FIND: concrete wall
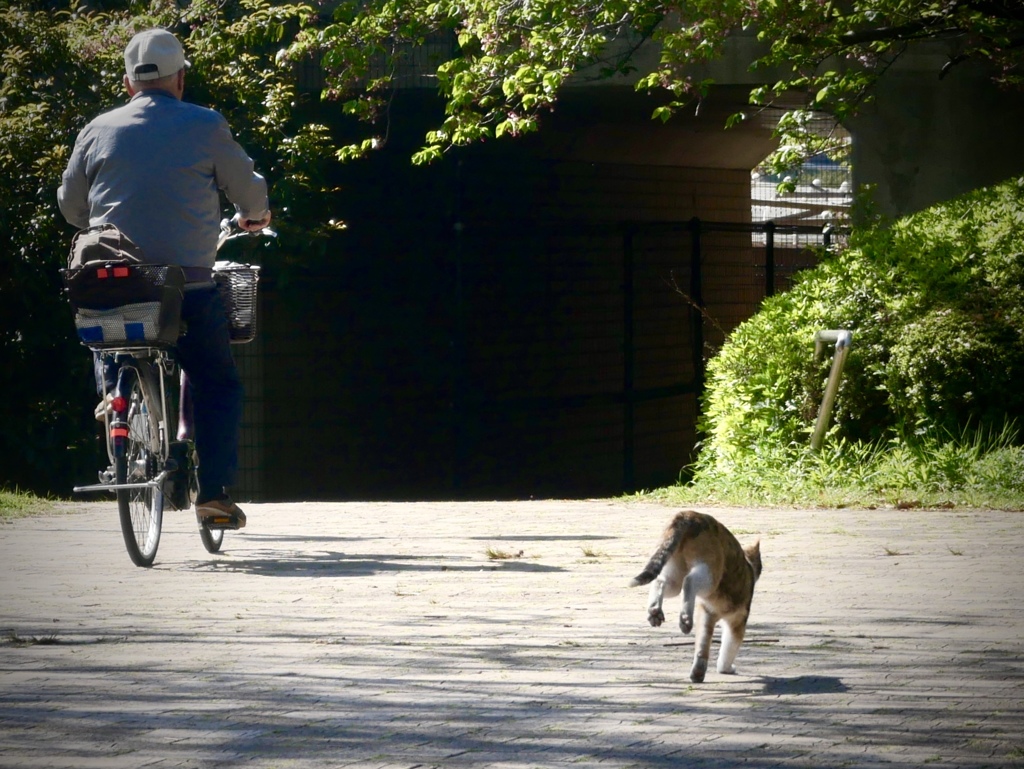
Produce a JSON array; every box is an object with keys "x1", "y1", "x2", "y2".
[{"x1": 848, "y1": 48, "x2": 1024, "y2": 218}]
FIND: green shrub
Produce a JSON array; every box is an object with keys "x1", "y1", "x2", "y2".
[
  {"x1": 693, "y1": 176, "x2": 1024, "y2": 483},
  {"x1": 886, "y1": 308, "x2": 1023, "y2": 436}
]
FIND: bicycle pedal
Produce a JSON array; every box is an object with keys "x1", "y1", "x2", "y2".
[{"x1": 98, "y1": 467, "x2": 116, "y2": 484}]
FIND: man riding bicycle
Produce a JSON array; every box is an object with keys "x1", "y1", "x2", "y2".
[{"x1": 58, "y1": 28, "x2": 271, "y2": 530}]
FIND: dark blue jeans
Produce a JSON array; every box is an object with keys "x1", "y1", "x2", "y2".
[{"x1": 97, "y1": 286, "x2": 243, "y2": 503}]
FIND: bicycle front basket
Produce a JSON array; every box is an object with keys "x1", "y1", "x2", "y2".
[
  {"x1": 63, "y1": 263, "x2": 184, "y2": 348},
  {"x1": 214, "y1": 262, "x2": 261, "y2": 344}
]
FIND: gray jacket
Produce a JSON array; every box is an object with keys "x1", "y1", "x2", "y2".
[{"x1": 58, "y1": 89, "x2": 268, "y2": 269}]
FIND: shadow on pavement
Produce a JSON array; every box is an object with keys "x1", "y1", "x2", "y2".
[
  {"x1": 759, "y1": 674, "x2": 849, "y2": 695},
  {"x1": 185, "y1": 551, "x2": 567, "y2": 577}
]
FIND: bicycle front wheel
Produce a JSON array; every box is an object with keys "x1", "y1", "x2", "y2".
[
  {"x1": 199, "y1": 523, "x2": 225, "y2": 553},
  {"x1": 194, "y1": 451, "x2": 224, "y2": 553},
  {"x1": 116, "y1": 362, "x2": 164, "y2": 567}
]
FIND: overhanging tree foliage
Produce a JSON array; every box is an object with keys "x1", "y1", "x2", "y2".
[{"x1": 285, "y1": 0, "x2": 1024, "y2": 173}]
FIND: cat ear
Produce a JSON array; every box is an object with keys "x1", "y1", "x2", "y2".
[{"x1": 745, "y1": 539, "x2": 763, "y2": 578}]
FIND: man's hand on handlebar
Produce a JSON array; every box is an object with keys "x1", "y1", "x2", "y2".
[
  {"x1": 218, "y1": 213, "x2": 276, "y2": 251},
  {"x1": 237, "y1": 211, "x2": 272, "y2": 232}
]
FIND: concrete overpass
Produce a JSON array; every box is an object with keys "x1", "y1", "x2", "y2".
[{"x1": 561, "y1": 31, "x2": 1024, "y2": 218}]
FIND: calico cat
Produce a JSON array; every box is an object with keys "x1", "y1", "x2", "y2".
[{"x1": 630, "y1": 510, "x2": 762, "y2": 682}]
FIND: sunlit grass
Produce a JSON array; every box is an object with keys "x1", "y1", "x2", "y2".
[
  {"x1": 0, "y1": 488, "x2": 54, "y2": 521},
  {"x1": 638, "y1": 428, "x2": 1024, "y2": 511},
  {"x1": 485, "y1": 546, "x2": 524, "y2": 560}
]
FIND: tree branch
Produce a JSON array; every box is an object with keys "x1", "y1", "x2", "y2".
[{"x1": 792, "y1": 21, "x2": 961, "y2": 47}]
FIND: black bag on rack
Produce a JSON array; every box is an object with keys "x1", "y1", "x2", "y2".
[
  {"x1": 68, "y1": 223, "x2": 146, "y2": 271},
  {"x1": 63, "y1": 224, "x2": 185, "y2": 346}
]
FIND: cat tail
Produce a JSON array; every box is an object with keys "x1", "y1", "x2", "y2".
[{"x1": 629, "y1": 520, "x2": 688, "y2": 587}]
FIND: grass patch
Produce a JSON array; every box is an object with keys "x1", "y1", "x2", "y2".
[
  {"x1": 485, "y1": 546, "x2": 524, "y2": 560},
  {"x1": 636, "y1": 430, "x2": 1024, "y2": 512},
  {"x1": 4, "y1": 631, "x2": 61, "y2": 646},
  {"x1": 0, "y1": 488, "x2": 54, "y2": 521}
]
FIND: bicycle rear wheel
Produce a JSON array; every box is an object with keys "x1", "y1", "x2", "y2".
[{"x1": 116, "y1": 362, "x2": 164, "y2": 567}]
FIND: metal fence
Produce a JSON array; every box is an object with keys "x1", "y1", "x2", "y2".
[{"x1": 231, "y1": 217, "x2": 833, "y2": 501}]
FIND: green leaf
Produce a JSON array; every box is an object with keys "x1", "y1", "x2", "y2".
[
  {"x1": 411, "y1": 145, "x2": 443, "y2": 165},
  {"x1": 725, "y1": 111, "x2": 746, "y2": 128}
]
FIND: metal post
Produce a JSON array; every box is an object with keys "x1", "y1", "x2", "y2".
[
  {"x1": 690, "y1": 218, "x2": 705, "y2": 402},
  {"x1": 451, "y1": 160, "x2": 467, "y2": 492},
  {"x1": 622, "y1": 226, "x2": 635, "y2": 493},
  {"x1": 810, "y1": 329, "x2": 853, "y2": 450}
]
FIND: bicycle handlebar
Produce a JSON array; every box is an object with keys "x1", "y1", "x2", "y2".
[{"x1": 217, "y1": 216, "x2": 276, "y2": 252}]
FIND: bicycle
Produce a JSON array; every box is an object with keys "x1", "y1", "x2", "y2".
[{"x1": 64, "y1": 219, "x2": 268, "y2": 567}]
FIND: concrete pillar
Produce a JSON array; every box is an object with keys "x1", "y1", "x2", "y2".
[{"x1": 847, "y1": 45, "x2": 1024, "y2": 219}]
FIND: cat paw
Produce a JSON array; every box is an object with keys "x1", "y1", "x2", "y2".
[
  {"x1": 679, "y1": 615, "x2": 693, "y2": 634},
  {"x1": 690, "y1": 658, "x2": 707, "y2": 683},
  {"x1": 717, "y1": 664, "x2": 737, "y2": 675},
  {"x1": 647, "y1": 607, "x2": 665, "y2": 627}
]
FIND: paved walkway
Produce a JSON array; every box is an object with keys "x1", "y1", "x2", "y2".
[{"x1": 1, "y1": 500, "x2": 1022, "y2": 768}]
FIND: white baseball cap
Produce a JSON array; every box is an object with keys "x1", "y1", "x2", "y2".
[{"x1": 124, "y1": 29, "x2": 190, "y2": 81}]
